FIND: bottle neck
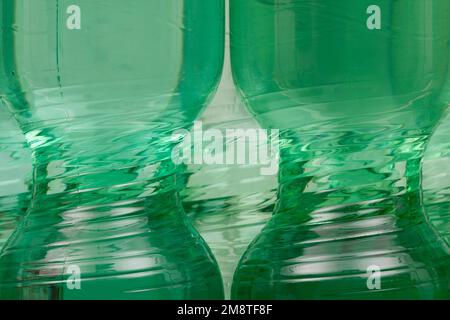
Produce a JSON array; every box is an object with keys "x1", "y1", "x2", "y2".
[
  {"x1": 21, "y1": 125, "x2": 185, "y2": 229},
  {"x1": 274, "y1": 129, "x2": 427, "y2": 224}
]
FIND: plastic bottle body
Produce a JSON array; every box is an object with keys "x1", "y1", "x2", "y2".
[
  {"x1": 230, "y1": 0, "x2": 450, "y2": 299},
  {"x1": 0, "y1": 0, "x2": 225, "y2": 299},
  {"x1": 0, "y1": 103, "x2": 30, "y2": 252}
]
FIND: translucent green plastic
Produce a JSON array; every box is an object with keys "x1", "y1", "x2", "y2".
[
  {"x1": 0, "y1": 0, "x2": 225, "y2": 299},
  {"x1": 0, "y1": 103, "x2": 30, "y2": 252},
  {"x1": 231, "y1": 0, "x2": 450, "y2": 299}
]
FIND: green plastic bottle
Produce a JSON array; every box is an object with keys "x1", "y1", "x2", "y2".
[
  {"x1": 0, "y1": 102, "x2": 31, "y2": 252},
  {"x1": 231, "y1": 0, "x2": 450, "y2": 299},
  {"x1": 0, "y1": 0, "x2": 225, "y2": 299}
]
